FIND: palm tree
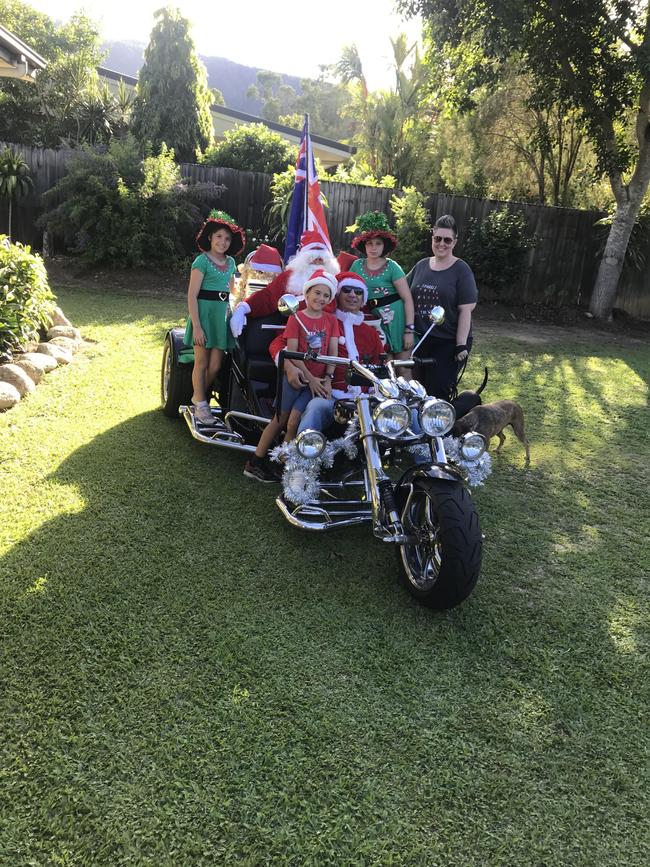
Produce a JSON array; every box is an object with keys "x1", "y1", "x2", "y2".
[{"x1": 0, "y1": 149, "x2": 33, "y2": 241}]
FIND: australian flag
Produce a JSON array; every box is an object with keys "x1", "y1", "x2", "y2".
[{"x1": 284, "y1": 117, "x2": 331, "y2": 263}]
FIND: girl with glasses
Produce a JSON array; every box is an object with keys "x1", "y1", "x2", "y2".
[{"x1": 405, "y1": 214, "x2": 478, "y2": 401}]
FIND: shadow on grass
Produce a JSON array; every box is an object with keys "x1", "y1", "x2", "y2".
[{"x1": 1, "y1": 348, "x2": 648, "y2": 861}]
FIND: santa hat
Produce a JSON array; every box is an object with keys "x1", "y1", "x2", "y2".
[
  {"x1": 299, "y1": 230, "x2": 330, "y2": 254},
  {"x1": 303, "y1": 268, "x2": 338, "y2": 299},
  {"x1": 246, "y1": 243, "x2": 283, "y2": 273},
  {"x1": 336, "y1": 250, "x2": 359, "y2": 271},
  {"x1": 336, "y1": 271, "x2": 368, "y2": 305}
]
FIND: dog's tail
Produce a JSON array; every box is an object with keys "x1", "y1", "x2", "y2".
[{"x1": 476, "y1": 367, "x2": 489, "y2": 395}]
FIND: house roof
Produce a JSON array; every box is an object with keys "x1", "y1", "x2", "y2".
[
  {"x1": 97, "y1": 66, "x2": 355, "y2": 167},
  {"x1": 0, "y1": 25, "x2": 47, "y2": 82}
]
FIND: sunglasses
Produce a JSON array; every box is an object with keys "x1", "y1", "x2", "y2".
[
  {"x1": 433, "y1": 235, "x2": 455, "y2": 245},
  {"x1": 340, "y1": 287, "x2": 365, "y2": 296}
]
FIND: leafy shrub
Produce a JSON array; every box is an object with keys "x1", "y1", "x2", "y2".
[
  {"x1": 328, "y1": 160, "x2": 396, "y2": 188},
  {"x1": 0, "y1": 237, "x2": 56, "y2": 354},
  {"x1": 202, "y1": 124, "x2": 298, "y2": 175},
  {"x1": 462, "y1": 208, "x2": 536, "y2": 299},
  {"x1": 40, "y1": 137, "x2": 225, "y2": 268},
  {"x1": 390, "y1": 186, "x2": 430, "y2": 272},
  {"x1": 265, "y1": 167, "x2": 296, "y2": 243}
]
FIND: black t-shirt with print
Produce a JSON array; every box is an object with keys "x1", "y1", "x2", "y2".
[{"x1": 405, "y1": 258, "x2": 478, "y2": 340}]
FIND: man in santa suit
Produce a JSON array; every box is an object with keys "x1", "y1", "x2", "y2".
[
  {"x1": 292, "y1": 271, "x2": 386, "y2": 433},
  {"x1": 229, "y1": 230, "x2": 339, "y2": 337}
]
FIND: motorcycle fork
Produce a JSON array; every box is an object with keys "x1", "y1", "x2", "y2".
[{"x1": 356, "y1": 397, "x2": 405, "y2": 541}]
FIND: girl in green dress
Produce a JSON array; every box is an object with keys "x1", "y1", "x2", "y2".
[
  {"x1": 349, "y1": 211, "x2": 415, "y2": 364},
  {"x1": 186, "y1": 209, "x2": 245, "y2": 425}
]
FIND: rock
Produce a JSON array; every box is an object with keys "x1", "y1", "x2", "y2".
[
  {"x1": 51, "y1": 306, "x2": 72, "y2": 328},
  {"x1": 20, "y1": 351, "x2": 58, "y2": 372},
  {"x1": 0, "y1": 363, "x2": 36, "y2": 396},
  {"x1": 37, "y1": 343, "x2": 72, "y2": 364},
  {"x1": 14, "y1": 358, "x2": 44, "y2": 384},
  {"x1": 49, "y1": 336, "x2": 80, "y2": 353},
  {"x1": 47, "y1": 325, "x2": 81, "y2": 341},
  {"x1": 0, "y1": 381, "x2": 21, "y2": 409}
]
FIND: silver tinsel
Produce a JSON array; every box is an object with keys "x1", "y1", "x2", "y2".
[
  {"x1": 441, "y1": 436, "x2": 493, "y2": 487},
  {"x1": 271, "y1": 419, "x2": 359, "y2": 505}
]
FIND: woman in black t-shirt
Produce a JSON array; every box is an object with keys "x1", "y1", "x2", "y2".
[{"x1": 405, "y1": 214, "x2": 478, "y2": 400}]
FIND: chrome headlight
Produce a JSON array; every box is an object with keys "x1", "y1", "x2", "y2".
[
  {"x1": 378, "y1": 378, "x2": 401, "y2": 399},
  {"x1": 460, "y1": 432, "x2": 487, "y2": 461},
  {"x1": 372, "y1": 400, "x2": 410, "y2": 437},
  {"x1": 419, "y1": 398, "x2": 456, "y2": 437},
  {"x1": 295, "y1": 429, "x2": 326, "y2": 459}
]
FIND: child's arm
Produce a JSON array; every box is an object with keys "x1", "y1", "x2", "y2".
[
  {"x1": 187, "y1": 268, "x2": 205, "y2": 346},
  {"x1": 322, "y1": 335, "x2": 339, "y2": 396},
  {"x1": 286, "y1": 337, "x2": 330, "y2": 398}
]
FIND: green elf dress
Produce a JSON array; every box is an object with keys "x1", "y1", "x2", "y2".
[
  {"x1": 184, "y1": 253, "x2": 237, "y2": 350},
  {"x1": 350, "y1": 257, "x2": 407, "y2": 353}
]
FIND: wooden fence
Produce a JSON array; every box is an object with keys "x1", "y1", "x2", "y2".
[{"x1": 0, "y1": 141, "x2": 647, "y2": 318}]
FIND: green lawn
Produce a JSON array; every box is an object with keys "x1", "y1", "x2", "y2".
[{"x1": 1, "y1": 286, "x2": 648, "y2": 865}]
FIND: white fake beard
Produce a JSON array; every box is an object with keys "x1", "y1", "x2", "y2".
[{"x1": 286, "y1": 250, "x2": 339, "y2": 296}]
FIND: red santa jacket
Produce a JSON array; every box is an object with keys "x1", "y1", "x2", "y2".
[{"x1": 246, "y1": 270, "x2": 337, "y2": 319}]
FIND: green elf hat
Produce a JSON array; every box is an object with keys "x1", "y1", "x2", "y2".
[
  {"x1": 196, "y1": 209, "x2": 246, "y2": 256},
  {"x1": 348, "y1": 211, "x2": 397, "y2": 255}
]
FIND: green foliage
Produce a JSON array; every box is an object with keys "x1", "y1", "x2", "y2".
[
  {"x1": 389, "y1": 186, "x2": 430, "y2": 271},
  {"x1": 332, "y1": 35, "x2": 430, "y2": 186},
  {"x1": 0, "y1": 1, "x2": 105, "y2": 147},
  {"x1": 265, "y1": 167, "x2": 296, "y2": 243},
  {"x1": 202, "y1": 124, "x2": 297, "y2": 175},
  {"x1": 462, "y1": 208, "x2": 536, "y2": 298},
  {"x1": 328, "y1": 160, "x2": 396, "y2": 188},
  {"x1": 247, "y1": 70, "x2": 297, "y2": 123},
  {"x1": 0, "y1": 236, "x2": 55, "y2": 353},
  {"x1": 131, "y1": 7, "x2": 213, "y2": 163},
  {"x1": 39, "y1": 137, "x2": 223, "y2": 268},
  {"x1": 0, "y1": 148, "x2": 32, "y2": 240}
]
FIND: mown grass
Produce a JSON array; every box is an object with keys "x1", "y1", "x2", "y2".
[{"x1": 1, "y1": 286, "x2": 648, "y2": 865}]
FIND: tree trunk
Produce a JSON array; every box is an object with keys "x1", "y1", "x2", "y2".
[{"x1": 589, "y1": 199, "x2": 639, "y2": 320}]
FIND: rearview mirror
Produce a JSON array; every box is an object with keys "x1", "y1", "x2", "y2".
[
  {"x1": 278, "y1": 294, "x2": 300, "y2": 316},
  {"x1": 429, "y1": 305, "x2": 445, "y2": 326}
]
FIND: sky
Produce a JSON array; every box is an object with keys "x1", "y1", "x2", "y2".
[{"x1": 27, "y1": 0, "x2": 423, "y2": 91}]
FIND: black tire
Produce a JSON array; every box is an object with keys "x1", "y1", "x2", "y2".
[
  {"x1": 397, "y1": 479, "x2": 482, "y2": 609},
  {"x1": 161, "y1": 332, "x2": 193, "y2": 417}
]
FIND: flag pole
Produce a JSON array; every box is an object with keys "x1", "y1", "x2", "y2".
[{"x1": 303, "y1": 113, "x2": 310, "y2": 234}]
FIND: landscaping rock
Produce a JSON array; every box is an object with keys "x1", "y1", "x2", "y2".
[
  {"x1": 49, "y1": 336, "x2": 80, "y2": 353},
  {"x1": 37, "y1": 343, "x2": 72, "y2": 364},
  {"x1": 14, "y1": 357, "x2": 45, "y2": 384},
  {"x1": 0, "y1": 381, "x2": 21, "y2": 409},
  {"x1": 50, "y1": 306, "x2": 73, "y2": 328},
  {"x1": 47, "y1": 325, "x2": 81, "y2": 341},
  {"x1": 20, "y1": 351, "x2": 58, "y2": 372},
  {"x1": 0, "y1": 363, "x2": 36, "y2": 396}
]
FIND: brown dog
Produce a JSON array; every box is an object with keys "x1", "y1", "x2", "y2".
[{"x1": 453, "y1": 399, "x2": 530, "y2": 466}]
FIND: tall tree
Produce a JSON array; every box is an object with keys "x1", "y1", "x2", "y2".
[
  {"x1": 132, "y1": 6, "x2": 213, "y2": 162},
  {"x1": 0, "y1": 148, "x2": 33, "y2": 240},
  {"x1": 332, "y1": 36, "x2": 429, "y2": 184},
  {"x1": 400, "y1": 0, "x2": 650, "y2": 319}
]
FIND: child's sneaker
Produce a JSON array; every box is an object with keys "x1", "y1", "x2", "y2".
[
  {"x1": 192, "y1": 402, "x2": 215, "y2": 426},
  {"x1": 244, "y1": 457, "x2": 279, "y2": 483}
]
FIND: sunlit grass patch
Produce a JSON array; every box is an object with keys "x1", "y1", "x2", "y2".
[{"x1": 0, "y1": 286, "x2": 648, "y2": 865}]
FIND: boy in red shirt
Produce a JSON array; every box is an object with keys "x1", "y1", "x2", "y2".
[{"x1": 244, "y1": 269, "x2": 340, "y2": 482}]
